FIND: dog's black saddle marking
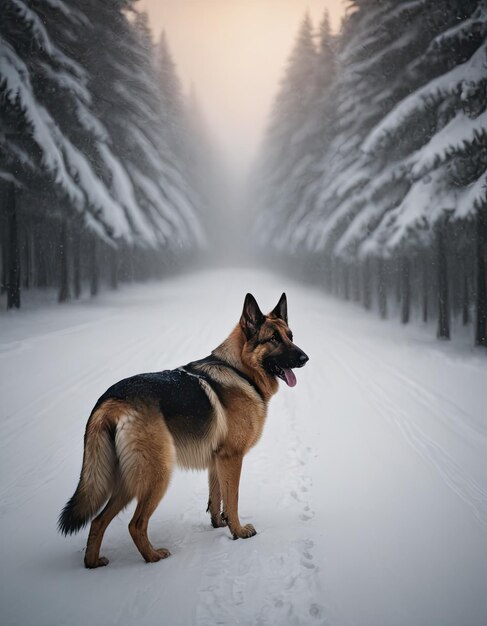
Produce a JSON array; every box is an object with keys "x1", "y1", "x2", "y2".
[
  {"x1": 94, "y1": 370, "x2": 213, "y2": 439},
  {"x1": 181, "y1": 355, "x2": 265, "y2": 402}
]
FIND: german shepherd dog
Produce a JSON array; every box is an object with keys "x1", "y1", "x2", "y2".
[{"x1": 59, "y1": 293, "x2": 308, "y2": 568}]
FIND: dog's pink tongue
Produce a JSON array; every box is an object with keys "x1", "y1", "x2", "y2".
[{"x1": 283, "y1": 368, "x2": 297, "y2": 387}]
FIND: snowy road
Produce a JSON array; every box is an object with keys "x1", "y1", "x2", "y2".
[{"x1": 1, "y1": 269, "x2": 486, "y2": 626}]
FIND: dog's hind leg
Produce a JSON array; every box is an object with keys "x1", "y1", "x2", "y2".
[
  {"x1": 207, "y1": 457, "x2": 227, "y2": 528},
  {"x1": 84, "y1": 482, "x2": 131, "y2": 569},
  {"x1": 128, "y1": 478, "x2": 171, "y2": 563},
  {"x1": 119, "y1": 408, "x2": 175, "y2": 563}
]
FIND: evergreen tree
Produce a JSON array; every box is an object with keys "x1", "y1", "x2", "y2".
[
  {"x1": 282, "y1": 9, "x2": 337, "y2": 250},
  {"x1": 301, "y1": 0, "x2": 430, "y2": 256},
  {"x1": 347, "y1": 0, "x2": 486, "y2": 340},
  {"x1": 251, "y1": 0, "x2": 487, "y2": 347},
  {"x1": 252, "y1": 12, "x2": 318, "y2": 245},
  {"x1": 75, "y1": 1, "x2": 203, "y2": 250},
  {"x1": 0, "y1": 0, "x2": 206, "y2": 309},
  {"x1": 0, "y1": 0, "x2": 134, "y2": 306}
]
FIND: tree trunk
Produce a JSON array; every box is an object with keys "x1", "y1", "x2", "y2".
[
  {"x1": 422, "y1": 255, "x2": 429, "y2": 323},
  {"x1": 395, "y1": 258, "x2": 402, "y2": 305},
  {"x1": 90, "y1": 237, "x2": 99, "y2": 297},
  {"x1": 58, "y1": 219, "x2": 70, "y2": 303},
  {"x1": 362, "y1": 258, "x2": 371, "y2": 310},
  {"x1": 36, "y1": 227, "x2": 48, "y2": 288},
  {"x1": 462, "y1": 272, "x2": 470, "y2": 326},
  {"x1": 401, "y1": 256, "x2": 410, "y2": 324},
  {"x1": 73, "y1": 230, "x2": 81, "y2": 299},
  {"x1": 5, "y1": 183, "x2": 21, "y2": 309},
  {"x1": 351, "y1": 265, "x2": 360, "y2": 302},
  {"x1": 1, "y1": 225, "x2": 7, "y2": 295},
  {"x1": 330, "y1": 259, "x2": 337, "y2": 296},
  {"x1": 437, "y1": 222, "x2": 450, "y2": 340},
  {"x1": 123, "y1": 245, "x2": 135, "y2": 284},
  {"x1": 377, "y1": 258, "x2": 387, "y2": 319},
  {"x1": 110, "y1": 247, "x2": 118, "y2": 290},
  {"x1": 475, "y1": 209, "x2": 487, "y2": 347},
  {"x1": 343, "y1": 263, "x2": 350, "y2": 301},
  {"x1": 23, "y1": 227, "x2": 30, "y2": 289},
  {"x1": 324, "y1": 261, "x2": 333, "y2": 293}
]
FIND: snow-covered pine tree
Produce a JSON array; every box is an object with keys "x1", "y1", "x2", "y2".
[
  {"x1": 152, "y1": 28, "x2": 209, "y2": 246},
  {"x1": 299, "y1": 0, "x2": 432, "y2": 262},
  {"x1": 75, "y1": 2, "x2": 204, "y2": 261},
  {"x1": 257, "y1": 0, "x2": 431, "y2": 305},
  {"x1": 252, "y1": 1, "x2": 486, "y2": 347},
  {"x1": 353, "y1": 0, "x2": 487, "y2": 343},
  {"x1": 254, "y1": 1, "x2": 425, "y2": 302},
  {"x1": 1, "y1": 0, "x2": 206, "y2": 308},
  {"x1": 127, "y1": 10, "x2": 205, "y2": 251},
  {"x1": 0, "y1": 0, "x2": 134, "y2": 307},
  {"x1": 280, "y1": 10, "x2": 337, "y2": 253},
  {"x1": 252, "y1": 13, "x2": 318, "y2": 248}
]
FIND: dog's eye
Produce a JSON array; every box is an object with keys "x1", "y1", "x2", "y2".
[{"x1": 272, "y1": 332, "x2": 281, "y2": 343}]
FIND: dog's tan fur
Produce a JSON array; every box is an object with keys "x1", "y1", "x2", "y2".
[{"x1": 59, "y1": 294, "x2": 307, "y2": 568}]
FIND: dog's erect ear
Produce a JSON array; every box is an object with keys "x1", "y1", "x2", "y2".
[
  {"x1": 270, "y1": 292, "x2": 287, "y2": 323},
  {"x1": 240, "y1": 293, "x2": 265, "y2": 339}
]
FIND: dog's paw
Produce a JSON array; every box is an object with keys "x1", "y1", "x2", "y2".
[
  {"x1": 144, "y1": 547, "x2": 171, "y2": 563},
  {"x1": 156, "y1": 547, "x2": 171, "y2": 559},
  {"x1": 84, "y1": 556, "x2": 109, "y2": 569},
  {"x1": 211, "y1": 513, "x2": 228, "y2": 528},
  {"x1": 232, "y1": 523, "x2": 257, "y2": 540}
]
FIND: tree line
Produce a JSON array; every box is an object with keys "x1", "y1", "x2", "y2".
[
  {"x1": 252, "y1": 0, "x2": 487, "y2": 347},
  {"x1": 0, "y1": 0, "x2": 211, "y2": 309}
]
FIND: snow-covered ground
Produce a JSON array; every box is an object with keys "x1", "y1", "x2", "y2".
[{"x1": 1, "y1": 268, "x2": 486, "y2": 626}]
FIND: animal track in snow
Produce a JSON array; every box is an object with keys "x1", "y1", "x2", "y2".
[
  {"x1": 193, "y1": 397, "x2": 330, "y2": 626},
  {"x1": 283, "y1": 403, "x2": 317, "y2": 526}
]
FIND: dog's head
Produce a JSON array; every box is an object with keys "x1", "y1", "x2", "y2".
[{"x1": 239, "y1": 293, "x2": 308, "y2": 387}]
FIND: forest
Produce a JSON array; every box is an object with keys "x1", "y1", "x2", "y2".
[
  {"x1": 252, "y1": 0, "x2": 487, "y2": 347},
  {"x1": 1, "y1": 0, "x2": 486, "y2": 348},
  {"x1": 1, "y1": 3, "x2": 487, "y2": 625},
  {"x1": 0, "y1": 0, "x2": 212, "y2": 308}
]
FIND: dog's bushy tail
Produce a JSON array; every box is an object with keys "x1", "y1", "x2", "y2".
[{"x1": 58, "y1": 405, "x2": 117, "y2": 536}]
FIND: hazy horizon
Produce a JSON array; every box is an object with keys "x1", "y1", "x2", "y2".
[{"x1": 139, "y1": 0, "x2": 346, "y2": 179}]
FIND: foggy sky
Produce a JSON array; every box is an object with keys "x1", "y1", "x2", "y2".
[{"x1": 139, "y1": 0, "x2": 346, "y2": 178}]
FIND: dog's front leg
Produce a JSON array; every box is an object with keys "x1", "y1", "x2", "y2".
[
  {"x1": 207, "y1": 458, "x2": 227, "y2": 528},
  {"x1": 216, "y1": 454, "x2": 256, "y2": 540}
]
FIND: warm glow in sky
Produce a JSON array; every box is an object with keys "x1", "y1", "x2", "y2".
[{"x1": 139, "y1": 0, "x2": 346, "y2": 177}]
